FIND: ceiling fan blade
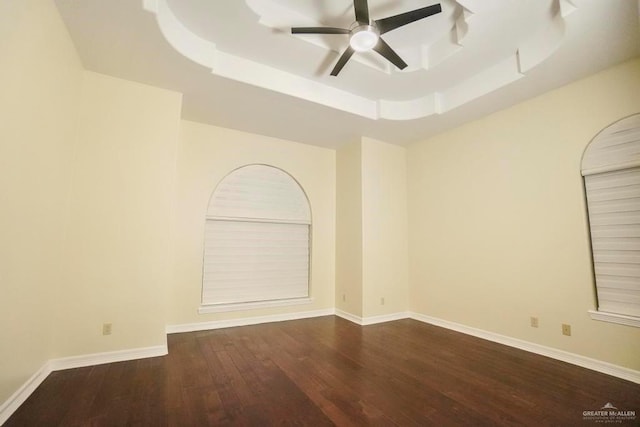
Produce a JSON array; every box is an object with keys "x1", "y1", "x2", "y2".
[
  {"x1": 372, "y1": 38, "x2": 408, "y2": 70},
  {"x1": 375, "y1": 4, "x2": 442, "y2": 34},
  {"x1": 353, "y1": 0, "x2": 370, "y2": 24},
  {"x1": 331, "y1": 46, "x2": 355, "y2": 76},
  {"x1": 292, "y1": 27, "x2": 350, "y2": 34}
]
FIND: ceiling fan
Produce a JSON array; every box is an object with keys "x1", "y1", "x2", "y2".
[{"x1": 292, "y1": 0, "x2": 442, "y2": 76}]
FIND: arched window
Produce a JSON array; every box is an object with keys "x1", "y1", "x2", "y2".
[
  {"x1": 200, "y1": 165, "x2": 311, "y2": 312},
  {"x1": 582, "y1": 114, "x2": 640, "y2": 327}
]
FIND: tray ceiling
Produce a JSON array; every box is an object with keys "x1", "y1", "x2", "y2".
[{"x1": 55, "y1": 0, "x2": 640, "y2": 147}]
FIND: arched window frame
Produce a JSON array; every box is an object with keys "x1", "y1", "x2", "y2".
[
  {"x1": 582, "y1": 114, "x2": 640, "y2": 328},
  {"x1": 198, "y1": 164, "x2": 313, "y2": 314}
]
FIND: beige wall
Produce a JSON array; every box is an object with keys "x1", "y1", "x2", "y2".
[
  {"x1": 361, "y1": 138, "x2": 409, "y2": 317},
  {"x1": 168, "y1": 120, "x2": 336, "y2": 325},
  {"x1": 407, "y1": 58, "x2": 640, "y2": 370},
  {"x1": 0, "y1": 0, "x2": 83, "y2": 403},
  {"x1": 336, "y1": 140, "x2": 364, "y2": 316},
  {"x1": 56, "y1": 72, "x2": 182, "y2": 356},
  {"x1": 335, "y1": 138, "x2": 409, "y2": 319}
]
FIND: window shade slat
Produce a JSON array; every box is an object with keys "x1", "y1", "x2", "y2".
[
  {"x1": 595, "y1": 275, "x2": 639, "y2": 291},
  {"x1": 587, "y1": 198, "x2": 640, "y2": 215},
  {"x1": 584, "y1": 168, "x2": 640, "y2": 190},
  {"x1": 593, "y1": 250, "x2": 640, "y2": 264},
  {"x1": 585, "y1": 185, "x2": 640, "y2": 202},
  {"x1": 590, "y1": 224, "x2": 640, "y2": 238},
  {"x1": 588, "y1": 211, "x2": 640, "y2": 226},
  {"x1": 594, "y1": 264, "x2": 640, "y2": 278},
  {"x1": 597, "y1": 301, "x2": 640, "y2": 317},
  {"x1": 591, "y1": 237, "x2": 640, "y2": 251}
]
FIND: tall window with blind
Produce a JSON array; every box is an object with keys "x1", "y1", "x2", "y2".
[
  {"x1": 201, "y1": 165, "x2": 311, "y2": 311},
  {"x1": 582, "y1": 114, "x2": 640, "y2": 327}
]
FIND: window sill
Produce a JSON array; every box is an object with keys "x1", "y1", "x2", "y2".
[
  {"x1": 588, "y1": 310, "x2": 640, "y2": 328},
  {"x1": 199, "y1": 297, "x2": 313, "y2": 314}
]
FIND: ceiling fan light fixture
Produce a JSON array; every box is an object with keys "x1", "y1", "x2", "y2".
[
  {"x1": 291, "y1": 1, "x2": 442, "y2": 75},
  {"x1": 349, "y1": 25, "x2": 379, "y2": 52}
]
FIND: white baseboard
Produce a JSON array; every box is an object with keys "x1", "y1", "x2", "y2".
[
  {"x1": 335, "y1": 309, "x2": 410, "y2": 326},
  {"x1": 0, "y1": 363, "x2": 51, "y2": 426},
  {"x1": 166, "y1": 308, "x2": 336, "y2": 334},
  {"x1": 410, "y1": 312, "x2": 640, "y2": 384},
  {"x1": 334, "y1": 309, "x2": 363, "y2": 324},
  {"x1": 0, "y1": 344, "x2": 167, "y2": 425},
  {"x1": 48, "y1": 345, "x2": 168, "y2": 371}
]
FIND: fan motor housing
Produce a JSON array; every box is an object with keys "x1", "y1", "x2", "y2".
[{"x1": 349, "y1": 25, "x2": 380, "y2": 51}]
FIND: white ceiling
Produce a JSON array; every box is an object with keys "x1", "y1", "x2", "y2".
[{"x1": 54, "y1": 0, "x2": 640, "y2": 148}]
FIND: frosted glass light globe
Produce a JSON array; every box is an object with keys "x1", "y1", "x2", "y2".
[{"x1": 350, "y1": 25, "x2": 379, "y2": 52}]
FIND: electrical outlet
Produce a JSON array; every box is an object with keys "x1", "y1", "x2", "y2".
[
  {"x1": 562, "y1": 324, "x2": 571, "y2": 336},
  {"x1": 342, "y1": 293, "x2": 346, "y2": 302},
  {"x1": 381, "y1": 297, "x2": 385, "y2": 305},
  {"x1": 102, "y1": 323, "x2": 112, "y2": 336},
  {"x1": 530, "y1": 317, "x2": 539, "y2": 328}
]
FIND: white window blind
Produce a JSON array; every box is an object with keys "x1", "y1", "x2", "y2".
[
  {"x1": 202, "y1": 165, "x2": 311, "y2": 307},
  {"x1": 584, "y1": 168, "x2": 640, "y2": 317},
  {"x1": 582, "y1": 114, "x2": 640, "y2": 321}
]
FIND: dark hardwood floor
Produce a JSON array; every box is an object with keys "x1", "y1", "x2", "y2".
[{"x1": 5, "y1": 316, "x2": 640, "y2": 426}]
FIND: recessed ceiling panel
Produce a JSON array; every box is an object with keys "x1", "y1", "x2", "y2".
[
  {"x1": 54, "y1": 0, "x2": 640, "y2": 148},
  {"x1": 148, "y1": 0, "x2": 578, "y2": 120}
]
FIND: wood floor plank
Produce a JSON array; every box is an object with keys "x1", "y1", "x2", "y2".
[
  {"x1": 58, "y1": 364, "x2": 109, "y2": 426},
  {"x1": 5, "y1": 316, "x2": 639, "y2": 426}
]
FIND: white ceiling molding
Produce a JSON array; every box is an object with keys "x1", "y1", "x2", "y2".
[
  {"x1": 422, "y1": 2, "x2": 472, "y2": 70},
  {"x1": 517, "y1": 0, "x2": 580, "y2": 73},
  {"x1": 559, "y1": 0, "x2": 578, "y2": 18},
  {"x1": 145, "y1": 0, "x2": 585, "y2": 121},
  {"x1": 379, "y1": 94, "x2": 440, "y2": 121},
  {"x1": 142, "y1": 0, "x2": 217, "y2": 69},
  {"x1": 517, "y1": 13, "x2": 566, "y2": 74},
  {"x1": 442, "y1": 55, "x2": 523, "y2": 112},
  {"x1": 454, "y1": 0, "x2": 482, "y2": 44},
  {"x1": 454, "y1": 7, "x2": 474, "y2": 45}
]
